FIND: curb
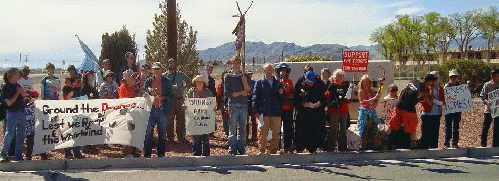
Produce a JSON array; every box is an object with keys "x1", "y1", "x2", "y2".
[{"x1": 1, "y1": 147, "x2": 498, "y2": 172}]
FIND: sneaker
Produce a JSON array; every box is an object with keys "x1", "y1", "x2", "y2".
[
  {"x1": 452, "y1": 144, "x2": 460, "y2": 148},
  {"x1": 444, "y1": 143, "x2": 451, "y2": 148}
]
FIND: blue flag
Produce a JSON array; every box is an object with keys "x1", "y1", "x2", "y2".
[{"x1": 77, "y1": 37, "x2": 100, "y2": 74}]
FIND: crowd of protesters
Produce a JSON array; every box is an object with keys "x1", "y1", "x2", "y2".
[{"x1": 1, "y1": 52, "x2": 499, "y2": 162}]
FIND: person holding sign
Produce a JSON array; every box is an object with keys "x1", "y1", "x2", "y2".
[
  {"x1": 357, "y1": 74, "x2": 383, "y2": 150},
  {"x1": 142, "y1": 62, "x2": 173, "y2": 157},
  {"x1": 325, "y1": 69, "x2": 353, "y2": 152},
  {"x1": 420, "y1": 74, "x2": 445, "y2": 149},
  {"x1": 480, "y1": 69, "x2": 499, "y2": 147},
  {"x1": 443, "y1": 70, "x2": 462, "y2": 148},
  {"x1": 184, "y1": 75, "x2": 214, "y2": 156},
  {"x1": 252, "y1": 63, "x2": 285, "y2": 154}
]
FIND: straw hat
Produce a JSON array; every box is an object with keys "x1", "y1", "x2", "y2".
[
  {"x1": 122, "y1": 69, "x2": 134, "y2": 80},
  {"x1": 449, "y1": 69, "x2": 459, "y2": 77},
  {"x1": 192, "y1": 75, "x2": 208, "y2": 85}
]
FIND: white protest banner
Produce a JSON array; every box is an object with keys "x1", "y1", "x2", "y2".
[
  {"x1": 376, "y1": 99, "x2": 397, "y2": 122},
  {"x1": 33, "y1": 97, "x2": 152, "y2": 155},
  {"x1": 488, "y1": 89, "x2": 499, "y2": 118},
  {"x1": 443, "y1": 84, "x2": 473, "y2": 115},
  {"x1": 185, "y1": 97, "x2": 216, "y2": 135}
]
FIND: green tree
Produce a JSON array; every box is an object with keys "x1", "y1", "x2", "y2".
[
  {"x1": 99, "y1": 25, "x2": 137, "y2": 82},
  {"x1": 435, "y1": 16, "x2": 456, "y2": 62},
  {"x1": 450, "y1": 11, "x2": 479, "y2": 59},
  {"x1": 436, "y1": 59, "x2": 491, "y2": 94},
  {"x1": 422, "y1": 12, "x2": 441, "y2": 63},
  {"x1": 145, "y1": 1, "x2": 200, "y2": 76},
  {"x1": 475, "y1": 6, "x2": 499, "y2": 61}
]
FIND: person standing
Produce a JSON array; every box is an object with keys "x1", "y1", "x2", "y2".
[
  {"x1": 275, "y1": 63, "x2": 294, "y2": 153},
  {"x1": 325, "y1": 69, "x2": 353, "y2": 152},
  {"x1": 420, "y1": 73, "x2": 444, "y2": 149},
  {"x1": 119, "y1": 70, "x2": 137, "y2": 99},
  {"x1": 118, "y1": 52, "x2": 138, "y2": 85},
  {"x1": 80, "y1": 70, "x2": 99, "y2": 99},
  {"x1": 480, "y1": 69, "x2": 499, "y2": 147},
  {"x1": 41, "y1": 63, "x2": 61, "y2": 100},
  {"x1": 204, "y1": 64, "x2": 216, "y2": 95},
  {"x1": 142, "y1": 62, "x2": 173, "y2": 157},
  {"x1": 246, "y1": 70, "x2": 258, "y2": 141},
  {"x1": 185, "y1": 75, "x2": 214, "y2": 156},
  {"x1": 96, "y1": 59, "x2": 113, "y2": 86},
  {"x1": 216, "y1": 71, "x2": 229, "y2": 136},
  {"x1": 357, "y1": 74, "x2": 382, "y2": 150},
  {"x1": 252, "y1": 64, "x2": 285, "y2": 154},
  {"x1": 224, "y1": 55, "x2": 251, "y2": 155},
  {"x1": 1, "y1": 68, "x2": 29, "y2": 161},
  {"x1": 321, "y1": 68, "x2": 331, "y2": 88},
  {"x1": 293, "y1": 66, "x2": 326, "y2": 153},
  {"x1": 164, "y1": 58, "x2": 190, "y2": 144},
  {"x1": 19, "y1": 65, "x2": 37, "y2": 160},
  {"x1": 136, "y1": 64, "x2": 151, "y2": 97},
  {"x1": 61, "y1": 86, "x2": 84, "y2": 159},
  {"x1": 65, "y1": 65, "x2": 81, "y2": 97},
  {"x1": 99, "y1": 70, "x2": 119, "y2": 99},
  {"x1": 444, "y1": 70, "x2": 462, "y2": 148}
]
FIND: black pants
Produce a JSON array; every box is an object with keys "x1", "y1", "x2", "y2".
[
  {"x1": 282, "y1": 110, "x2": 294, "y2": 150},
  {"x1": 420, "y1": 115, "x2": 441, "y2": 149},
  {"x1": 444, "y1": 112, "x2": 462, "y2": 145},
  {"x1": 481, "y1": 113, "x2": 499, "y2": 147}
]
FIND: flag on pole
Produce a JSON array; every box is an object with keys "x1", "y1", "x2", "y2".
[
  {"x1": 232, "y1": 17, "x2": 245, "y2": 51},
  {"x1": 77, "y1": 36, "x2": 100, "y2": 74}
]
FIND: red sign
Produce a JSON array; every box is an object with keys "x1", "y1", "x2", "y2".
[{"x1": 342, "y1": 50, "x2": 369, "y2": 72}]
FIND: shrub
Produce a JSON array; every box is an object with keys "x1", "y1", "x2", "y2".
[{"x1": 436, "y1": 59, "x2": 491, "y2": 94}]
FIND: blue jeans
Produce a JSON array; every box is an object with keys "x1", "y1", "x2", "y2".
[
  {"x1": 357, "y1": 107, "x2": 379, "y2": 137},
  {"x1": 144, "y1": 107, "x2": 168, "y2": 157},
  {"x1": 228, "y1": 104, "x2": 248, "y2": 155},
  {"x1": 1, "y1": 111, "x2": 27, "y2": 160},
  {"x1": 192, "y1": 134, "x2": 210, "y2": 156}
]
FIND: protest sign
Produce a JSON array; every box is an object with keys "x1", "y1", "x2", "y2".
[
  {"x1": 488, "y1": 89, "x2": 499, "y2": 118},
  {"x1": 33, "y1": 97, "x2": 152, "y2": 155},
  {"x1": 376, "y1": 99, "x2": 397, "y2": 122},
  {"x1": 443, "y1": 84, "x2": 473, "y2": 115},
  {"x1": 185, "y1": 97, "x2": 216, "y2": 135},
  {"x1": 342, "y1": 50, "x2": 369, "y2": 72}
]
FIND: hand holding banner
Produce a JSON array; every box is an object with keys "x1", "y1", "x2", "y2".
[{"x1": 443, "y1": 84, "x2": 473, "y2": 115}]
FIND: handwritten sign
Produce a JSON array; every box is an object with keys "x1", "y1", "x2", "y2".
[
  {"x1": 376, "y1": 99, "x2": 397, "y2": 122},
  {"x1": 488, "y1": 89, "x2": 499, "y2": 118},
  {"x1": 443, "y1": 84, "x2": 473, "y2": 115},
  {"x1": 33, "y1": 97, "x2": 152, "y2": 155},
  {"x1": 185, "y1": 97, "x2": 216, "y2": 135},
  {"x1": 342, "y1": 50, "x2": 369, "y2": 72}
]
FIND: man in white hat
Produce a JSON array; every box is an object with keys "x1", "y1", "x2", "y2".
[
  {"x1": 142, "y1": 62, "x2": 173, "y2": 157},
  {"x1": 443, "y1": 69, "x2": 462, "y2": 148}
]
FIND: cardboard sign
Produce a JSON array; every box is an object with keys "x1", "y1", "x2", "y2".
[
  {"x1": 376, "y1": 99, "x2": 397, "y2": 122},
  {"x1": 342, "y1": 50, "x2": 369, "y2": 72},
  {"x1": 488, "y1": 89, "x2": 499, "y2": 118},
  {"x1": 185, "y1": 97, "x2": 216, "y2": 135},
  {"x1": 443, "y1": 84, "x2": 473, "y2": 115},
  {"x1": 33, "y1": 97, "x2": 152, "y2": 154}
]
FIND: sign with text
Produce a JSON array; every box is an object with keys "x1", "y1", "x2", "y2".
[
  {"x1": 488, "y1": 89, "x2": 499, "y2": 118},
  {"x1": 376, "y1": 99, "x2": 397, "y2": 122},
  {"x1": 342, "y1": 50, "x2": 369, "y2": 72},
  {"x1": 185, "y1": 97, "x2": 216, "y2": 135},
  {"x1": 33, "y1": 97, "x2": 152, "y2": 155},
  {"x1": 443, "y1": 84, "x2": 473, "y2": 115}
]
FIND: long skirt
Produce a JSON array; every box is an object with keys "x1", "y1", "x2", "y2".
[{"x1": 295, "y1": 107, "x2": 326, "y2": 152}]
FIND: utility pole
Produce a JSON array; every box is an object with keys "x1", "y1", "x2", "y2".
[
  {"x1": 167, "y1": 0, "x2": 177, "y2": 61},
  {"x1": 25, "y1": 55, "x2": 28, "y2": 65}
]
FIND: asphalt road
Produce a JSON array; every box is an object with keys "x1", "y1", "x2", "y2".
[{"x1": 1, "y1": 156, "x2": 498, "y2": 181}]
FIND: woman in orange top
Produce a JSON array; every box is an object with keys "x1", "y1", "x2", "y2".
[{"x1": 118, "y1": 70, "x2": 136, "y2": 98}]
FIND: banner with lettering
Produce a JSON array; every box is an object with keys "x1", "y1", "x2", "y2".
[
  {"x1": 342, "y1": 50, "x2": 369, "y2": 72},
  {"x1": 488, "y1": 89, "x2": 499, "y2": 118},
  {"x1": 185, "y1": 97, "x2": 216, "y2": 135},
  {"x1": 443, "y1": 84, "x2": 473, "y2": 115},
  {"x1": 376, "y1": 99, "x2": 397, "y2": 122},
  {"x1": 33, "y1": 97, "x2": 152, "y2": 155}
]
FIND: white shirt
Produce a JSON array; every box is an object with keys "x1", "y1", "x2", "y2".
[{"x1": 18, "y1": 77, "x2": 33, "y2": 90}]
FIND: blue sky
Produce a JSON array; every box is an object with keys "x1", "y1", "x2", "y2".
[{"x1": 0, "y1": 0, "x2": 497, "y2": 69}]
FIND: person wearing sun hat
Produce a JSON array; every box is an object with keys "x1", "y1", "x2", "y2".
[
  {"x1": 293, "y1": 66, "x2": 326, "y2": 153},
  {"x1": 142, "y1": 62, "x2": 173, "y2": 157},
  {"x1": 98, "y1": 70, "x2": 119, "y2": 99},
  {"x1": 480, "y1": 69, "x2": 499, "y2": 147},
  {"x1": 443, "y1": 69, "x2": 462, "y2": 148},
  {"x1": 184, "y1": 75, "x2": 214, "y2": 156}
]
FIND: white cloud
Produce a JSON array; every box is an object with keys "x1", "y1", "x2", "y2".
[{"x1": 396, "y1": 6, "x2": 425, "y2": 15}]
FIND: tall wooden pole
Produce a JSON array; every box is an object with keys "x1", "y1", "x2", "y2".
[{"x1": 167, "y1": 0, "x2": 177, "y2": 61}]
